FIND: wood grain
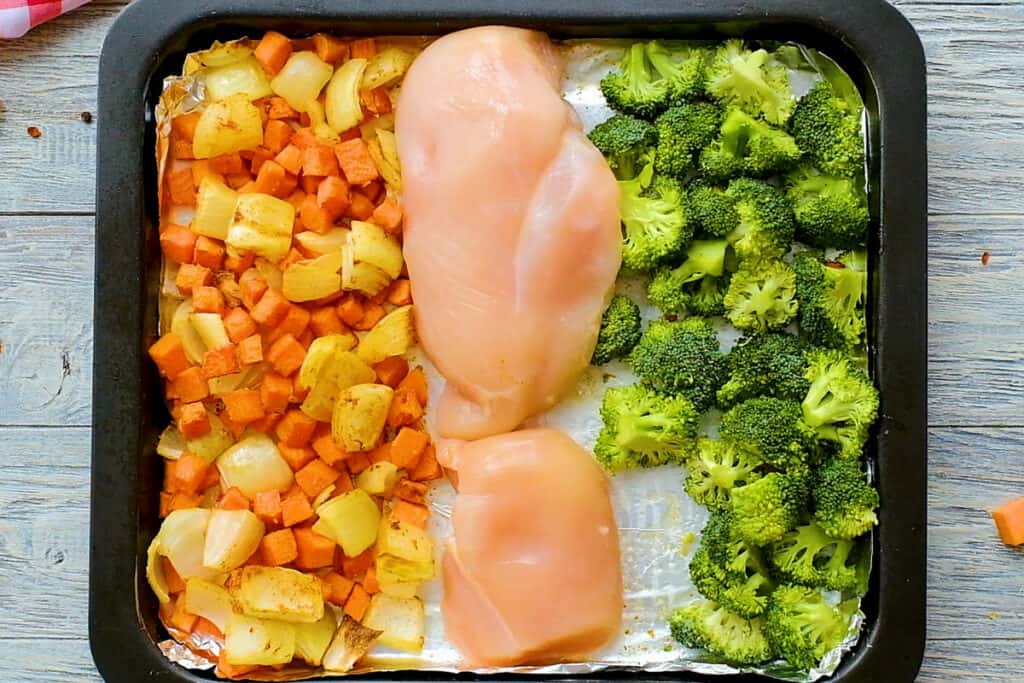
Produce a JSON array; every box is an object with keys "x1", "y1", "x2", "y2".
[
  {"x1": 0, "y1": 1, "x2": 1021, "y2": 681},
  {"x1": 0, "y1": 217, "x2": 94, "y2": 427}
]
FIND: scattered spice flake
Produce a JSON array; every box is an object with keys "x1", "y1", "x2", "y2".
[
  {"x1": 80, "y1": 111, "x2": 93, "y2": 123},
  {"x1": 982, "y1": 251, "x2": 991, "y2": 266},
  {"x1": 987, "y1": 612, "x2": 1001, "y2": 620},
  {"x1": 0, "y1": 98, "x2": 5, "y2": 113},
  {"x1": 27, "y1": 126, "x2": 41, "y2": 138},
  {"x1": 647, "y1": 629, "x2": 655, "y2": 638}
]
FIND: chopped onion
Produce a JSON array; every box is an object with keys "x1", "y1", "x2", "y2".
[
  {"x1": 184, "y1": 577, "x2": 234, "y2": 632},
  {"x1": 204, "y1": 55, "x2": 273, "y2": 102},
  {"x1": 203, "y1": 509, "x2": 265, "y2": 572},
  {"x1": 171, "y1": 299, "x2": 207, "y2": 364},
  {"x1": 192, "y1": 177, "x2": 238, "y2": 241},
  {"x1": 193, "y1": 94, "x2": 264, "y2": 159},
  {"x1": 216, "y1": 434, "x2": 294, "y2": 498},
  {"x1": 224, "y1": 613, "x2": 296, "y2": 666},
  {"x1": 325, "y1": 58, "x2": 367, "y2": 133},
  {"x1": 270, "y1": 51, "x2": 333, "y2": 113},
  {"x1": 295, "y1": 228, "x2": 350, "y2": 255},
  {"x1": 186, "y1": 413, "x2": 235, "y2": 462},
  {"x1": 225, "y1": 193, "x2": 294, "y2": 263},
  {"x1": 145, "y1": 508, "x2": 221, "y2": 601},
  {"x1": 157, "y1": 425, "x2": 186, "y2": 460}
]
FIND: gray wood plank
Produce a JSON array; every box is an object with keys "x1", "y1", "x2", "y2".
[
  {"x1": 0, "y1": 216, "x2": 94, "y2": 427},
  {"x1": 920, "y1": 639, "x2": 1024, "y2": 682},
  {"x1": 929, "y1": 214, "x2": 1024, "y2": 426},
  {"x1": 0, "y1": 1, "x2": 1021, "y2": 215}
]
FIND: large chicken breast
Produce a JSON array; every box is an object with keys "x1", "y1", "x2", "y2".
[
  {"x1": 396, "y1": 27, "x2": 622, "y2": 440},
  {"x1": 438, "y1": 429, "x2": 623, "y2": 666}
]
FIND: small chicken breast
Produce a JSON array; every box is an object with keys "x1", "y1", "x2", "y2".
[
  {"x1": 396, "y1": 27, "x2": 621, "y2": 440},
  {"x1": 439, "y1": 429, "x2": 623, "y2": 666}
]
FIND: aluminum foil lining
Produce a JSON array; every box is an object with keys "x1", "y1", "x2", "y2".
[{"x1": 156, "y1": 37, "x2": 868, "y2": 682}]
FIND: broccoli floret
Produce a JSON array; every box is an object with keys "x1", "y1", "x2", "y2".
[
  {"x1": 594, "y1": 383, "x2": 699, "y2": 472},
  {"x1": 720, "y1": 397, "x2": 817, "y2": 471},
  {"x1": 724, "y1": 178, "x2": 796, "y2": 261},
  {"x1": 718, "y1": 333, "x2": 811, "y2": 409},
  {"x1": 786, "y1": 165, "x2": 869, "y2": 249},
  {"x1": 670, "y1": 600, "x2": 773, "y2": 664},
  {"x1": 600, "y1": 42, "x2": 670, "y2": 119},
  {"x1": 812, "y1": 457, "x2": 879, "y2": 539},
  {"x1": 766, "y1": 522, "x2": 863, "y2": 592},
  {"x1": 631, "y1": 318, "x2": 727, "y2": 411},
  {"x1": 684, "y1": 438, "x2": 763, "y2": 511},
  {"x1": 790, "y1": 80, "x2": 864, "y2": 178},
  {"x1": 723, "y1": 258, "x2": 798, "y2": 334},
  {"x1": 620, "y1": 171, "x2": 692, "y2": 271},
  {"x1": 699, "y1": 510, "x2": 777, "y2": 618},
  {"x1": 764, "y1": 585, "x2": 857, "y2": 670},
  {"x1": 700, "y1": 108, "x2": 802, "y2": 180},
  {"x1": 731, "y1": 471, "x2": 810, "y2": 545},
  {"x1": 591, "y1": 295, "x2": 643, "y2": 365},
  {"x1": 689, "y1": 544, "x2": 728, "y2": 602},
  {"x1": 705, "y1": 40, "x2": 796, "y2": 125},
  {"x1": 702, "y1": 509, "x2": 764, "y2": 576},
  {"x1": 647, "y1": 239, "x2": 730, "y2": 315},
  {"x1": 654, "y1": 103, "x2": 723, "y2": 178},
  {"x1": 801, "y1": 348, "x2": 879, "y2": 460},
  {"x1": 646, "y1": 41, "x2": 707, "y2": 104},
  {"x1": 685, "y1": 274, "x2": 732, "y2": 317},
  {"x1": 794, "y1": 250, "x2": 868, "y2": 351},
  {"x1": 688, "y1": 184, "x2": 739, "y2": 238},
  {"x1": 588, "y1": 115, "x2": 659, "y2": 180}
]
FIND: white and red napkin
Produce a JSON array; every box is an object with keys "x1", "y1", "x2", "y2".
[{"x1": 0, "y1": 0, "x2": 91, "y2": 39}]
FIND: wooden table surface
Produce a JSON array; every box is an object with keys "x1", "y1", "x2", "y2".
[{"x1": 0, "y1": 1, "x2": 1018, "y2": 680}]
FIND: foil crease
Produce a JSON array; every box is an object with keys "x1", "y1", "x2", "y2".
[{"x1": 154, "y1": 37, "x2": 869, "y2": 682}]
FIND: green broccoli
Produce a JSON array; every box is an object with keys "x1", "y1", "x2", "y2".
[
  {"x1": 730, "y1": 471, "x2": 810, "y2": 545},
  {"x1": 786, "y1": 165, "x2": 869, "y2": 249},
  {"x1": 669, "y1": 600, "x2": 773, "y2": 664},
  {"x1": 600, "y1": 42, "x2": 670, "y2": 119},
  {"x1": 699, "y1": 511, "x2": 775, "y2": 618},
  {"x1": 646, "y1": 41, "x2": 707, "y2": 104},
  {"x1": 702, "y1": 509, "x2": 764, "y2": 576},
  {"x1": 717, "y1": 333, "x2": 811, "y2": 409},
  {"x1": 689, "y1": 544, "x2": 729, "y2": 602},
  {"x1": 700, "y1": 108, "x2": 802, "y2": 180},
  {"x1": 688, "y1": 183, "x2": 739, "y2": 238},
  {"x1": 705, "y1": 40, "x2": 796, "y2": 125},
  {"x1": 720, "y1": 397, "x2": 817, "y2": 470},
  {"x1": 654, "y1": 102, "x2": 723, "y2": 178},
  {"x1": 685, "y1": 274, "x2": 732, "y2": 317},
  {"x1": 725, "y1": 178, "x2": 796, "y2": 261},
  {"x1": 591, "y1": 294, "x2": 643, "y2": 365},
  {"x1": 588, "y1": 114, "x2": 659, "y2": 180},
  {"x1": 723, "y1": 258, "x2": 798, "y2": 334},
  {"x1": 812, "y1": 457, "x2": 879, "y2": 539},
  {"x1": 766, "y1": 522, "x2": 864, "y2": 592},
  {"x1": 620, "y1": 171, "x2": 693, "y2": 271},
  {"x1": 691, "y1": 537, "x2": 777, "y2": 619},
  {"x1": 764, "y1": 585, "x2": 857, "y2": 670},
  {"x1": 593, "y1": 383, "x2": 699, "y2": 472},
  {"x1": 793, "y1": 249, "x2": 868, "y2": 351},
  {"x1": 630, "y1": 318, "x2": 727, "y2": 411},
  {"x1": 790, "y1": 80, "x2": 864, "y2": 178},
  {"x1": 802, "y1": 348, "x2": 879, "y2": 460},
  {"x1": 647, "y1": 239, "x2": 730, "y2": 315},
  {"x1": 684, "y1": 438, "x2": 763, "y2": 511}
]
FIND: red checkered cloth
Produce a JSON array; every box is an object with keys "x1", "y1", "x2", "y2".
[{"x1": 0, "y1": 0, "x2": 90, "y2": 39}]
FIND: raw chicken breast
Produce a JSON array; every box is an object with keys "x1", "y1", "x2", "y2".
[
  {"x1": 439, "y1": 429, "x2": 623, "y2": 666},
  {"x1": 396, "y1": 27, "x2": 622, "y2": 440}
]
